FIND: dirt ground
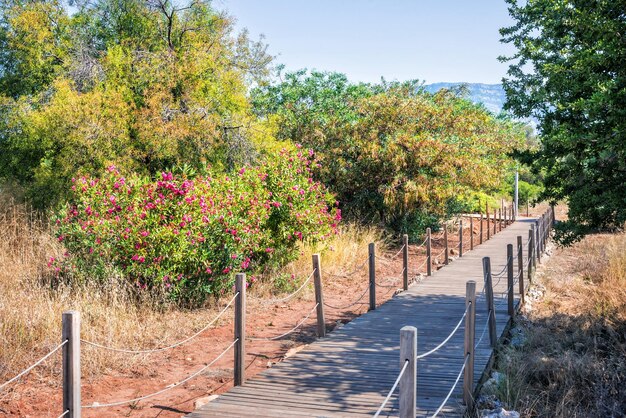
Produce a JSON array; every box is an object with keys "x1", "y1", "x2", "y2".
[{"x1": 0, "y1": 211, "x2": 540, "y2": 417}]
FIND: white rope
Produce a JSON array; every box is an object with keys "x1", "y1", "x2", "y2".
[
  {"x1": 259, "y1": 269, "x2": 316, "y2": 305},
  {"x1": 373, "y1": 359, "x2": 410, "y2": 418},
  {"x1": 382, "y1": 244, "x2": 406, "y2": 262},
  {"x1": 81, "y1": 293, "x2": 238, "y2": 354},
  {"x1": 326, "y1": 256, "x2": 370, "y2": 279},
  {"x1": 416, "y1": 304, "x2": 469, "y2": 360},
  {"x1": 410, "y1": 257, "x2": 429, "y2": 274},
  {"x1": 57, "y1": 410, "x2": 69, "y2": 418},
  {"x1": 324, "y1": 286, "x2": 369, "y2": 310},
  {"x1": 0, "y1": 340, "x2": 67, "y2": 390},
  {"x1": 82, "y1": 339, "x2": 238, "y2": 408},
  {"x1": 248, "y1": 303, "x2": 319, "y2": 341},
  {"x1": 430, "y1": 354, "x2": 469, "y2": 418},
  {"x1": 415, "y1": 235, "x2": 429, "y2": 248},
  {"x1": 474, "y1": 310, "x2": 492, "y2": 349}
]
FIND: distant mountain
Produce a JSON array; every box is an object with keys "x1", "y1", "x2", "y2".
[{"x1": 423, "y1": 83, "x2": 506, "y2": 115}]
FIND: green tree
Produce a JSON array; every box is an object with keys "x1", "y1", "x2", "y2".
[
  {"x1": 253, "y1": 70, "x2": 526, "y2": 232},
  {"x1": 500, "y1": 0, "x2": 626, "y2": 243},
  {"x1": 0, "y1": 0, "x2": 273, "y2": 208}
]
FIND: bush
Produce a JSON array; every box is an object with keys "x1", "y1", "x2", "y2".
[{"x1": 54, "y1": 148, "x2": 339, "y2": 304}]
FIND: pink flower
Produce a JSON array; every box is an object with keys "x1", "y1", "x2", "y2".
[{"x1": 140, "y1": 230, "x2": 149, "y2": 237}]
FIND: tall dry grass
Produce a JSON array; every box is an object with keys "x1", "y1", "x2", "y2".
[
  {"x1": 0, "y1": 195, "x2": 387, "y2": 393},
  {"x1": 490, "y1": 231, "x2": 626, "y2": 417}
]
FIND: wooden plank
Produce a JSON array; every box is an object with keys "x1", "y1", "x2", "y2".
[{"x1": 188, "y1": 218, "x2": 539, "y2": 418}]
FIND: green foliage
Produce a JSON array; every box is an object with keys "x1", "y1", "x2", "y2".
[
  {"x1": 516, "y1": 180, "x2": 542, "y2": 206},
  {"x1": 253, "y1": 71, "x2": 526, "y2": 233},
  {"x1": 0, "y1": 0, "x2": 272, "y2": 208},
  {"x1": 501, "y1": 0, "x2": 626, "y2": 243},
  {"x1": 54, "y1": 149, "x2": 339, "y2": 304}
]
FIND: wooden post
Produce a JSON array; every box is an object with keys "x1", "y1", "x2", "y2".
[
  {"x1": 507, "y1": 244, "x2": 514, "y2": 317},
  {"x1": 536, "y1": 220, "x2": 541, "y2": 263},
  {"x1": 234, "y1": 273, "x2": 246, "y2": 386},
  {"x1": 517, "y1": 236, "x2": 525, "y2": 307},
  {"x1": 504, "y1": 206, "x2": 507, "y2": 227},
  {"x1": 444, "y1": 227, "x2": 449, "y2": 265},
  {"x1": 526, "y1": 200, "x2": 529, "y2": 217},
  {"x1": 480, "y1": 213, "x2": 484, "y2": 244},
  {"x1": 62, "y1": 311, "x2": 81, "y2": 418},
  {"x1": 459, "y1": 218, "x2": 464, "y2": 257},
  {"x1": 399, "y1": 326, "x2": 417, "y2": 418},
  {"x1": 482, "y1": 257, "x2": 497, "y2": 348},
  {"x1": 551, "y1": 204, "x2": 556, "y2": 226},
  {"x1": 527, "y1": 229, "x2": 533, "y2": 284},
  {"x1": 493, "y1": 211, "x2": 497, "y2": 235},
  {"x1": 312, "y1": 255, "x2": 326, "y2": 338},
  {"x1": 463, "y1": 281, "x2": 476, "y2": 409},
  {"x1": 470, "y1": 216, "x2": 474, "y2": 251},
  {"x1": 368, "y1": 243, "x2": 376, "y2": 311},
  {"x1": 531, "y1": 224, "x2": 537, "y2": 269},
  {"x1": 486, "y1": 208, "x2": 490, "y2": 240},
  {"x1": 498, "y1": 209, "x2": 502, "y2": 232},
  {"x1": 402, "y1": 234, "x2": 409, "y2": 291},
  {"x1": 426, "y1": 228, "x2": 432, "y2": 276}
]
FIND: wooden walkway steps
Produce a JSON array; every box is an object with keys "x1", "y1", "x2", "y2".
[{"x1": 188, "y1": 218, "x2": 539, "y2": 418}]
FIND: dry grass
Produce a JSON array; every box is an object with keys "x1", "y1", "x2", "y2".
[
  {"x1": 490, "y1": 230, "x2": 626, "y2": 417},
  {"x1": 0, "y1": 196, "x2": 387, "y2": 393}
]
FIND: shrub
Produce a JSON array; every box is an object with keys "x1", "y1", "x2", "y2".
[{"x1": 54, "y1": 148, "x2": 339, "y2": 304}]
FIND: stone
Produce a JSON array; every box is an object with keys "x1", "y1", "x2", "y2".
[
  {"x1": 194, "y1": 395, "x2": 219, "y2": 409},
  {"x1": 479, "y1": 407, "x2": 520, "y2": 418}
]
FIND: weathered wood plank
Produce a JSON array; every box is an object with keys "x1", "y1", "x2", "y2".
[{"x1": 188, "y1": 219, "x2": 538, "y2": 417}]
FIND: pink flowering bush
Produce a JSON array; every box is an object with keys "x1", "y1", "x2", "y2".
[{"x1": 54, "y1": 148, "x2": 340, "y2": 303}]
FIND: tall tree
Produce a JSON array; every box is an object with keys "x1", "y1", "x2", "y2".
[
  {"x1": 500, "y1": 0, "x2": 626, "y2": 243},
  {"x1": 0, "y1": 0, "x2": 273, "y2": 208}
]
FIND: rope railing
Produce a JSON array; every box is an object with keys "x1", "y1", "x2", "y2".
[
  {"x1": 81, "y1": 293, "x2": 238, "y2": 354},
  {"x1": 416, "y1": 303, "x2": 469, "y2": 360},
  {"x1": 474, "y1": 310, "x2": 492, "y2": 349},
  {"x1": 377, "y1": 244, "x2": 406, "y2": 262},
  {"x1": 430, "y1": 354, "x2": 469, "y2": 418},
  {"x1": 373, "y1": 359, "x2": 410, "y2": 418},
  {"x1": 247, "y1": 303, "x2": 319, "y2": 341},
  {"x1": 82, "y1": 339, "x2": 238, "y2": 409},
  {"x1": 0, "y1": 340, "x2": 67, "y2": 390},
  {"x1": 57, "y1": 410, "x2": 69, "y2": 418},
  {"x1": 258, "y1": 269, "x2": 316, "y2": 306},
  {"x1": 326, "y1": 255, "x2": 370, "y2": 279},
  {"x1": 323, "y1": 286, "x2": 369, "y2": 310}
]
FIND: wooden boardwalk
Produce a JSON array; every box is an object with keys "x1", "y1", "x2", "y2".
[{"x1": 189, "y1": 218, "x2": 537, "y2": 417}]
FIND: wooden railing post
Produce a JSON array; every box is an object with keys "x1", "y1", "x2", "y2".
[
  {"x1": 402, "y1": 234, "x2": 409, "y2": 291},
  {"x1": 504, "y1": 206, "x2": 507, "y2": 227},
  {"x1": 493, "y1": 210, "x2": 497, "y2": 235},
  {"x1": 480, "y1": 212, "x2": 484, "y2": 244},
  {"x1": 551, "y1": 204, "x2": 556, "y2": 226},
  {"x1": 486, "y1": 208, "x2": 490, "y2": 240},
  {"x1": 312, "y1": 255, "x2": 326, "y2": 338},
  {"x1": 459, "y1": 218, "x2": 464, "y2": 257},
  {"x1": 498, "y1": 209, "x2": 502, "y2": 232},
  {"x1": 426, "y1": 228, "x2": 432, "y2": 276},
  {"x1": 536, "y1": 220, "x2": 541, "y2": 263},
  {"x1": 234, "y1": 273, "x2": 246, "y2": 386},
  {"x1": 507, "y1": 244, "x2": 514, "y2": 317},
  {"x1": 463, "y1": 281, "x2": 476, "y2": 409},
  {"x1": 399, "y1": 326, "x2": 417, "y2": 418},
  {"x1": 444, "y1": 227, "x2": 449, "y2": 265},
  {"x1": 482, "y1": 257, "x2": 497, "y2": 348},
  {"x1": 527, "y1": 229, "x2": 533, "y2": 284},
  {"x1": 62, "y1": 311, "x2": 81, "y2": 418},
  {"x1": 531, "y1": 223, "x2": 537, "y2": 269},
  {"x1": 368, "y1": 243, "x2": 376, "y2": 311},
  {"x1": 517, "y1": 236, "x2": 525, "y2": 307},
  {"x1": 470, "y1": 216, "x2": 474, "y2": 251}
]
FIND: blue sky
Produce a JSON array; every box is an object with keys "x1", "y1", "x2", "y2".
[{"x1": 216, "y1": 0, "x2": 516, "y2": 85}]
